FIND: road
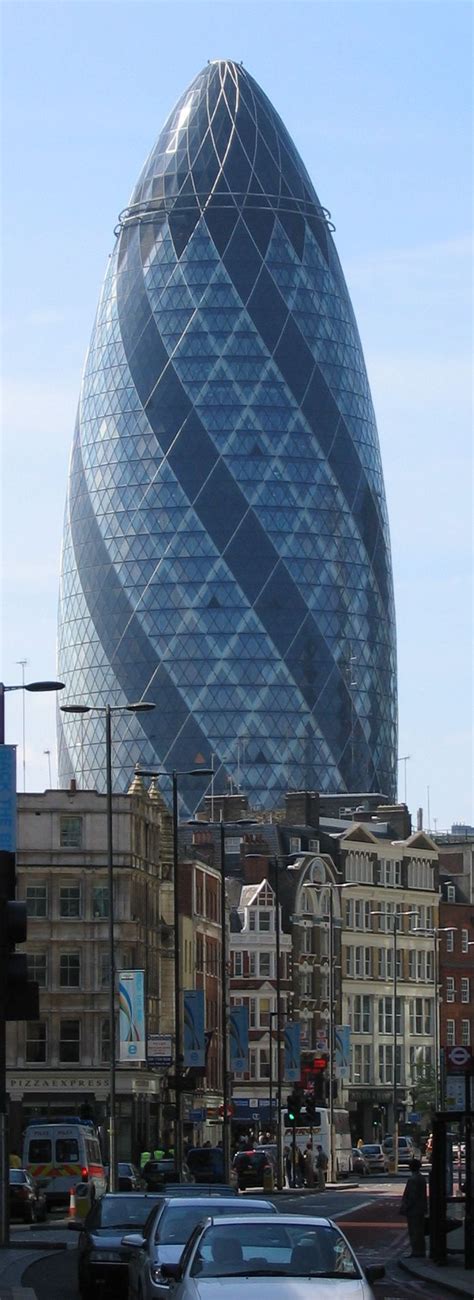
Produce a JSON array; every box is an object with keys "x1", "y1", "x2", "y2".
[{"x1": 19, "y1": 1178, "x2": 452, "y2": 1299}]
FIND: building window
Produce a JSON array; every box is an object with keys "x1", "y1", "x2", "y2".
[
  {"x1": 99, "y1": 953, "x2": 110, "y2": 988},
  {"x1": 289, "y1": 836, "x2": 301, "y2": 852},
  {"x1": 446, "y1": 885, "x2": 456, "y2": 902},
  {"x1": 259, "y1": 952, "x2": 271, "y2": 978},
  {"x1": 233, "y1": 952, "x2": 242, "y2": 977},
  {"x1": 100, "y1": 1018, "x2": 110, "y2": 1063},
  {"x1": 461, "y1": 1020, "x2": 470, "y2": 1046},
  {"x1": 378, "y1": 997, "x2": 392, "y2": 1034},
  {"x1": 195, "y1": 876, "x2": 204, "y2": 915},
  {"x1": 26, "y1": 886, "x2": 47, "y2": 918},
  {"x1": 260, "y1": 1048, "x2": 270, "y2": 1078},
  {"x1": 259, "y1": 997, "x2": 273, "y2": 1027},
  {"x1": 60, "y1": 886, "x2": 81, "y2": 919},
  {"x1": 446, "y1": 1019, "x2": 455, "y2": 1047},
  {"x1": 446, "y1": 930, "x2": 454, "y2": 953},
  {"x1": 353, "y1": 995, "x2": 372, "y2": 1033},
  {"x1": 249, "y1": 1048, "x2": 257, "y2": 1079},
  {"x1": 59, "y1": 1019, "x2": 80, "y2": 1062},
  {"x1": 59, "y1": 815, "x2": 83, "y2": 848},
  {"x1": 92, "y1": 886, "x2": 109, "y2": 918},
  {"x1": 446, "y1": 977, "x2": 455, "y2": 1003},
  {"x1": 26, "y1": 953, "x2": 47, "y2": 987},
  {"x1": 462, "y1": 930, "x2": 469, "y2": 954},
  {"x1": 258, "y1": 910, "x2": 271, "y2": 932},
  {"x1": 426, "y1": 952, "x2": 434, "y2": 981},
  {"x1": 60, "y1": 953, "x2": 81, "y2": 987},
  {"x1": 248, "y1": 909, "x2": 256, "y2": 931},
  {"x1": 248, "y1": 952, "x2": 256, "y2": 976},
  {"x1": 26, "y1": 1021, "x2": 47, "y2": 1063},
  {"x1": 408, "y1": 951, "x2": 416, "y2": 980},
  {"x1": 461, "y1": 978, "x2": 470, "y2": 1003}
]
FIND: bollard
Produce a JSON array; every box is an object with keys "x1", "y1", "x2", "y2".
[{"x1": 263, "y1": 1165, "x2": 274, "y2": 1192}]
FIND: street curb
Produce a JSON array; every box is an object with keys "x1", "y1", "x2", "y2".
[{"x1": 399, "y1": 1257, "x2": 474, "y2": 1298}]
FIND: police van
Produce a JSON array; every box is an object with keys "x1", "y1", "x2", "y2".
[{"x1": 22, "y1": 1122, "x2": 106, "y2": 1206}]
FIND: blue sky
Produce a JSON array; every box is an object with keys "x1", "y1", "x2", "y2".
[{"x1": 1, "y1": 0, "x2": 472, "y2": 829}]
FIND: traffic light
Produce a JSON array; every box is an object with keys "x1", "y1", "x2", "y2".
[
  {"x1": 0, "y1": 850, "x2": 39, "y2": 1021},
  {"x1": 305, "y1": 1090, "x2": 317, "y2": 1122},
  {"x1": 284, "y1": 1090, "x2": 302, "y2": 1126}
]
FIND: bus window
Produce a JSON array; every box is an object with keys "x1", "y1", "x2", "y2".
[
  {"x1": 56, "y1": 1138, "x2": 79, "y2": 1162},
  {"x1": 28, "y1": 1139, "x2": 51, "y2": 1162}
]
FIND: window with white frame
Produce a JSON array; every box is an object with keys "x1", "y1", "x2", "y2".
[
  {"x1": 259, "y1": 952, "x2": 271, "y2": 978},
  {"x1": 249, "y1": 952, "x2": 256, "y2": 976},
  {"x1": 59, "y1": 953, "x2": 80, "y2": 988},
  {"x1": 259, "y1": 1047, "x2": 270, "y2": 1078},
  {"x1": 378, "y1": 997, "x2": 393, "y2": 1033},
  {"x1": 426, "y1": 951, "x2": 434, "y2": 981},
  {"x1": 427, "y1": 906, "x2": 434, "y2": 928},
  {"x1": 346, "y1": 947, "x2": 354, "y2": 977},
  {"x1": 259, "y1": 997, "x2": 273, "y2": 1027},
  {"x1": 26, "y1": 885, "x2": 48, "y2": 918},
  {"x1": 233, "y1": 952, "x2": 243, "y2": 977},
  {"x1": 378, "y1": 1044, "x2": 393, "y2": 1083},
  {"x1": 59, "y1": 815, "x2": 83, "y2": 848},
  {"x1": 446, "y1": 977, "x2": 455, "y2": 1003},
  {"x1": 100, "y1": 1018, "x2": 110, "y2": 1064},
  {"x1": 417, "y1": 951, "x2": 424, "y2": 980},
  {"x1": 462, "y1": 930, "x2": 469, "y2": 953},
  {"x1": 100, "y1": 953, "x2": 110, "y2": 988},
  {"x1": 409, "y1": 950, "x2": 416, "y2": 980},
  {"x1": 354, "y1": 899, "x2": 364, "y2": 929},
  {"x1": 27, "y1": 953, "x2": 47, "y2": 988},
  {"x1": 461, "y1": 1020, "x2": 470, "y2": 1046},
  {"x1": 446, "y1": 885, "x2": 456, "y2": 902},
  {"x1": 461, "y1": 978, "x2": 470, "y2": 1004},
  {"x1": 26, "y1": 1021, "x2": 47, "y2": 1063},
  {"x1": 355, "y1": 946, "x2": 363, "y2": 977},
  {"x1": 446, "y1": 1019, "x2": 455, "y2": 1047},
  {"x1": 344, "y1": 898, "x2": 353, "y2": 928},
  {"x1": 258, "y1": 910, "x2": 271, "y2": 932},
  {"x1": 364, "y1": 948, "x2": 372, "y2": 977},
  {"x1": 289, "y1": 836, "x2": 301, "y2": 853},
  {"x1": 353, "y1": 995, "x2": 371, "y2": 1033},
  {"x1": 60, "y1": 886, "x2": 81, "y2": 919},
  {"x1": 446, "y1": 929, "x2": 454, "y2": 953}
]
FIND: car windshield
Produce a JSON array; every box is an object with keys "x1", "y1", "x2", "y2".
[
  {"x1": 156, "y1": 1201, "x2": 272, "y2": 1245},
  {"x1": 234, "y1": 1152, "x2": 266, "y2": 1168},
  {"x1": 96, "y1": 1196, "x2": 160, "y2": 1228},
  {"x1": 190, "y1": 1222, "x2": 360, "y2": 1279}
]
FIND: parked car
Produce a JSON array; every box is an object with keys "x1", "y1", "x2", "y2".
[
  {"x1": 142, "y1": 1158, "x2": 194, "y2": 1190},
  {"x1": 9, "y1": 1168, "x2": 47, "y2": 1223},
  {"x1": 352, "y1": 1148, "x2": 370, "y2": 1177},
  {"x1": 382, "y1": 1135, "x2": 419, "y2": 1165},
  {"x1": 124, "y1": 1194, "x2": 277, "y2": 1300},
  {"x1": 232, "y1": 1148, "x2": 276, "y2": 1190},
  {"x1": 186, "y1": 1146, "x2": 237, "y2": 1188},
  {"x1": 360, "y1": 1143, "x2": 389, "y2": 1174},
  {"x1": 105, "y1": 1162, "x2": 146, "y2": 1192},
  {"x1": 158, "y1": 1213, "x2": 385, "y2": 1298},
  {"x1": 71, "y1": 1191, "x2": 164, "y2": 1298}
]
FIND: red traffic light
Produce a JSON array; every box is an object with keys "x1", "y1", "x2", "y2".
[{"x1": 312, "y1": 1055, "x2": 328, "y2": 1072}]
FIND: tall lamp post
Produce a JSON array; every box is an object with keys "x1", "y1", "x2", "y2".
[
  {"x1": 61, "y1": 701, "x2": 155, "y2": 1192},
  {"x1": 370, "y1": 908, "x2": 420, "y2": 1173},
  {"x1": 133, "y1": 766, "x2": 213, "y2": 1182},
  {"x1": 1, "y1": 676, "x2": 64, "y2": 1249},
  {"x1": 412, "y1": 926, "x2": 457, "y2": 1111},
  {"x1": 303, "y1": 881, "x2": 349, "y2": 1183}
]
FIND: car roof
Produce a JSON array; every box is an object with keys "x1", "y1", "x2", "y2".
[
  {"x1": 204, "y1": 1214, "x2": 334, "y2": 1227},
  {"x1": 101, "y1": 1191, "x2": 162, "y2": 1200},
  {"x1": 161, "y1": 1196, "x2": 273, "y2": 1208}
]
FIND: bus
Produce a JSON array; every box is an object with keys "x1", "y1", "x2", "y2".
[{"x1": 282, "y1": 1106, "x2": 352, "y2": 1178}]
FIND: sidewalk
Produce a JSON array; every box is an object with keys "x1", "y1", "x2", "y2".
[{"x1": 399, "y1": 1225, "x2": 474, "y2": 1299}]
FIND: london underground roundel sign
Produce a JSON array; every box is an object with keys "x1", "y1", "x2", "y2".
[{"x1": 446, "y1": 1046, "x2": 473, "y2": 1069}]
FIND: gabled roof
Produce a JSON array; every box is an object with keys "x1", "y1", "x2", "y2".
[
  {"x1": 337, "y1": 823, "x2": 380, "y2": 846},
  {"x1": 403, "y1": 830, "x2": 438, "y2": 852},
  {"x1": 238, "y1": 879, "x2": 273, "y2": 909}
]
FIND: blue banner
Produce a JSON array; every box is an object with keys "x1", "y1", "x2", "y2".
[
  {"x1": 335, "y1": 1024, "x2": 351, "y2": 1080},
  {"x1": 119, "y1": 970, "x2": 146, "y2": 1062},
  {"x1": 183, "y1": 989, "x2": 205, "y2": 1068},
  {"x1": 229, "y1": 1005, "x2": 249, "y2": 1073},
  {"x1": 0, "y1": 745, "x2": 16, "y2": 851},
  {"x1": 284, "y1": 1021, "x2": 301, "y2": 1082}
]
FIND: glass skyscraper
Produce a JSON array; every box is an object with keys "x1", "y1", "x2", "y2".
[{"x1": 58, "y1": 60, "x2": 397, "y2": 813}]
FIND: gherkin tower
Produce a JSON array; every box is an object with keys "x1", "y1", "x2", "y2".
[{"x1": 58, "y1": 60, "x2": 397, "y2": 813}]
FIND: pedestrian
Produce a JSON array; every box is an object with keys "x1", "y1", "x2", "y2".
[
  {"x1": 284, "y1": 1146, "x2": 291, "y2": 1187},
  {"x1": 140, "y1": 1149, "x2": 151, "y2": 1169},
  {"x1": 357, "y1": 1138, "x2": 364, "y2": 1149},
  {"x1": 399, "y1": 1158, "x2": 427, "y2": 1258},
  {"x1": 316, "y1": 1144, "x2": 328, "y2": 1190},
  {"x1": 303, "y1": 1143, "x2": 314, "y2": 1187},
  {"x1": 296, "y1": 1146, "x2": 305, "y2": 1187}
]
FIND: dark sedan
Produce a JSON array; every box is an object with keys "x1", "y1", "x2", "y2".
[
  {"x1": 72, "y1": 1191, "x2": 164, "y2": 1298},
  {"x1": 9, "y1": 1168, "x2": 47, "y2": 1223},
  {"x1": 105, "y1": 1162, "x2": 146, "y2": 1192},
  {"x1": 142, "y1": 1158, "x2": 194, "y2": 1190}
]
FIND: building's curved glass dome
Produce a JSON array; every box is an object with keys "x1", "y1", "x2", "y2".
[{"x1": 58, "y1": 59, "x2": 397, "y2": 813}]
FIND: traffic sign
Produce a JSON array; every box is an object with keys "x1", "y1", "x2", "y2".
[{"x1": 445, "y1": 1046, "x2": 474, "y2": 1072}]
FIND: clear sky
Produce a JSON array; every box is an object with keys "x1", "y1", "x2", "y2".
[{"x1": 1, "y1": 0, "x2": 472, "y2": 831}]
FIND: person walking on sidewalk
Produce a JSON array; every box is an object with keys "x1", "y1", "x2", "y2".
[
  {"x1": 400, "y1": 1158, "x2": 427, "y2": 1257},
  {"x1": 316, "y1": 1144, "x2": 328, "y2": 1190}
]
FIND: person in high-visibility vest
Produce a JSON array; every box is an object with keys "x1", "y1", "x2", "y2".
[
  {"x1": 140, "y1": 1150, "x2": 152, "y2": 1169},
  {"x1": 153, "y1": 1147, "x2": 165, "y2": 1160}
]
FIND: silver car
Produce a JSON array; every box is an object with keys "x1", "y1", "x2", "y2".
[
  {"x1": 125, "y1": 1195, "x2": 277, "y2": 1299},
  {"x1": 159, "y1": 1214, "x2": 385, "y2": 1298}
]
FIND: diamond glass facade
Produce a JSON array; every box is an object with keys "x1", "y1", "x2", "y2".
[{"x1": 58, "y1": 60, "x2": 397, "y2": 813}]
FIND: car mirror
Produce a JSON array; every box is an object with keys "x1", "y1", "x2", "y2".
[
  {"x1": 121, "y1": 1232, "x2": 146, "y2": 1248},
  {"x1": 364, "y1": 1264, "x2": 385, "y2": 1283},
  {"x1": 161, "y1": 1262, "x2": 182, "y2": 1280}
]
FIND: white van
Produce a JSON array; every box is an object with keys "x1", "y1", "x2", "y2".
[{"x1": 22, "y1": 1122, "x2": 106, "y2": 1206}]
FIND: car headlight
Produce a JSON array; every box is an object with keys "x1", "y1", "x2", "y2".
[{"x1": 89, "y1": 1250, "x2": 123, "y2": 1262}]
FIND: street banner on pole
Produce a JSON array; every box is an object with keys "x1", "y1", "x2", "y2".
[
  {"x1": 229, "y1": 1005, "x2": 249, "y2": 1073},
  {"x1": 284, "y1": 1021, "x2": 301, "y2": 1082},
  {"x1": 335, "y1": 1025, "x2": 351, "y2": 1080},
  {"x1": 183, "y1": 989, "x2": 205, "y2": 1068},
  {"x1": 119, "y1": 970, "x2": 146, "y2": 1061},
  {"x1": 0, "y1": 746, "x2": 16, "y2": 852}
]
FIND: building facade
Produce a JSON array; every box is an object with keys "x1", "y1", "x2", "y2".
[{"x1": 58, "y1": 58, "x2": 397, "y2": 815}]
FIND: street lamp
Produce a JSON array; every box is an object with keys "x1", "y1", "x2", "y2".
[
  {"x1": 61, "y1": 700, "x2": 155, "y2": 1192},
  {"x1": 303, "y1": 881, "x2": 350, "y2": 1183},
  {"x1": 412, "y1": 926, "x2": 458, "y2": 1110},
  {"x1": 133, "y1": 766, "x2": 213, "y2": 1182},
  {"x1": 370, "y1": 908, "x2": 420, "y2": 1173},
  {"x1": 1, "y1": 676, "x2": 64, "y2": 1249}
]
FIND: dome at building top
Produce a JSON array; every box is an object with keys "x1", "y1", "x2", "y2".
[{"x1": 127, "y1": 60, "x2": 326, "y2": 229}]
